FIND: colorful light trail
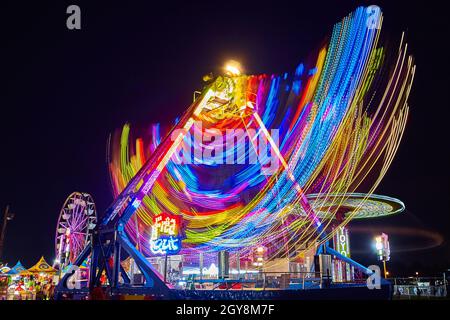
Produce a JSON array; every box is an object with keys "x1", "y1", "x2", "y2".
[{"x1": 107, "y1": 6, "x2": 415, "y2": 263}]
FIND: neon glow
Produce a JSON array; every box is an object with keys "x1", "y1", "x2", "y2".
[
  {"x1": 105, "y1": 6, "x2": 415, "y2": 267},
  {"x1": 333, "y1": 227, "x2": 350, "y2": 258},
  {"x1": 150, "y1": 213, "x2": 182, "y2": 255}
]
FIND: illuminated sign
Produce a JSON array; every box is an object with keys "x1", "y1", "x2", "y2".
[
  {"x1": 150, "y1": 213, "x2": 182, "y2": 255},
  {"x1": 375, "y1": 233, "x2": 390, "y2": 261},
  {"x1": 333, "y1": 226, "x2": 350, "y2": 258}
]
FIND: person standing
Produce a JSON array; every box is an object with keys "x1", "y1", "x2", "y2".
[{"x1": 48, "y1": 283, "x2": 55, "y2": 300}]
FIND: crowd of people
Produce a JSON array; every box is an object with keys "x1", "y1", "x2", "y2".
[
  {"x1": 33, "y1": 281, "x2": 56, "y2": 300},
  {"x1": 0, "y1": 274, "x2": 57, "y2": 300}
]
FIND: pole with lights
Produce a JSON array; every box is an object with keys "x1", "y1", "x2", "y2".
[
  {"x1": 0, "y1": 206, "x2": 15, "y2": 263},
  {"x1": 375, "y1": 233, "x2": 390, "y2": 278}
]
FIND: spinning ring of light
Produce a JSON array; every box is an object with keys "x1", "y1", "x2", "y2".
[{"x1": 305, "y1": 193, "x2": 405, "y2": 220}]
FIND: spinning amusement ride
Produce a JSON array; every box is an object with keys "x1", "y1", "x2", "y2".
[
  {"x1": 56, "y1": 6, "x2": 415, "y2": 298},
  {"x1": 54, "y1": 192, "x2": 97, "y2": 271}
]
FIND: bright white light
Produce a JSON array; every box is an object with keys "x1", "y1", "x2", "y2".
[
  {"x1": 224, "y1": 60, "x2": 242, "y2": 76},
  {"x1": 182, "y1": 263, "x2": 219, "y2": 276},
  {"x1": 230, "y1": 269, "x2": 259, "y2": 274},
  {"x1": 375, "y1": 237, "x2": 383, "y2": 250}
]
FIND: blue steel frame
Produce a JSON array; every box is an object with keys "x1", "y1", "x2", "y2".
[{"x1": 55, "y1": 84, "x2": 375, "y2": 298}]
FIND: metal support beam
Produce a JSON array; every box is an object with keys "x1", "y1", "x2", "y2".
[
  {"x1": 89, "y1": 243, "x2": 100, "y2": 290},
  {"x1": 117, "y1": 224, "x2": 170, "y2": 294},
  {"x1": 326, "y1": 246, "x2": 373, "y2": 275},
  {"x1": 120, "y1": 265, "x2": 130, "y2": 284},
  {"x1": 112, "y1": 234, "x2": 121, "y2": 287}
]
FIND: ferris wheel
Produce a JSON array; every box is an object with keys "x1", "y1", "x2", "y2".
[{"x1": 54, "y1": 192, "x2": 97, "y2": 270}]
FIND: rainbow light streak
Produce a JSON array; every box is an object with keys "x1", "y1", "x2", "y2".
[{"x1": 107, "y1": 6, "x2": 415, "y2": 261}]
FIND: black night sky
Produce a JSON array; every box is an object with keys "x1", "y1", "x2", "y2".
[{"x1": 1, "y1": 0, "x2": 449, "y2": 276}]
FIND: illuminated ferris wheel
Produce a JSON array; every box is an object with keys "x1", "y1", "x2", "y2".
[{"x1": 54, "y1": 192, "x2": 97, "y2": 270}]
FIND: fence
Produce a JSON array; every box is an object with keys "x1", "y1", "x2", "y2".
[
  {"x1": 170, "y1": 271, "x2": 347, "y2": 290},
  {"x1": 391, "y1": 276, "x2": 448, "y2": 298}
]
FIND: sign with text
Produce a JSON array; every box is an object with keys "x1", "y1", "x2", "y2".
[
  {"x1": 375, "y1": 233, "x2": 390, "y2": 261},
  {"x1": 150, "y1": 213, "x2": 182, "y2": 255},
  {"x1": 333, "y1": 226, "x2": 351, "y2": 258}
]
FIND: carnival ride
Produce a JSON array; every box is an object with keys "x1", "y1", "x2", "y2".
[
  {"x1": 54, "y1": 192, "x2": 97, "y2": 271},
  {"x1": 56, "y1": 6, "x2": 415, "y2": 298},
  {"x1": 306, "y1": 194, "x2": 405, "y2": 220}
]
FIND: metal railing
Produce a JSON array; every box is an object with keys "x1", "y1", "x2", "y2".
[
  {"x1": 390, "y1": 277, "x2": 448, "y2": 298},
  {"x1": 170, "y1": 271, "x2": 337, "y2": 290}
]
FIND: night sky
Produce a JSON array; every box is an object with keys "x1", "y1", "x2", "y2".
[{"x1": 1, "y1": 0, "x2": 449, "y2": 276}]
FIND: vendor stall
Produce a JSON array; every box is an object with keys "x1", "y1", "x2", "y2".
[
  {"x1": 28, "y1": 256, "x2": 57, "y2": 300},
  {"x1": 4, "y1": 261, "x2": 35, "y2": 300},
  {"x1": 28, "y1": 256, "x2": 57, "y2": 282}
]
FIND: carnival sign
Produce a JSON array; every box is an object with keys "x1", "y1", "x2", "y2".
[
  {"x1": 333, "y1": 226, "x2": 351, "y2": 258},
  {"x1": 150, "y1": 213, "x2": 182, "y2": 255}
]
